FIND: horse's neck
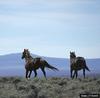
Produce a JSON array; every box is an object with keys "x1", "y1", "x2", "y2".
[
  {"x1": 25, "y1": 58, "x2": 30, "y2": 63},
  {"x1": 25, "y1": 56, "x2": 33, "y2": 63},
  {"x1": 70, "y1": 57, "x2": 76, "y2": 64},
  {"x1": 29, "y1": 55, "x2": 33, "y2": 60}
]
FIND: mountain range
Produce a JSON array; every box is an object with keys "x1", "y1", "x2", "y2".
[{"x1": 0, "y1": 53, "x2": 100, "y2": 77}]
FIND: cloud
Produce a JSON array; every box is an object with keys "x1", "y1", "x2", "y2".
[
  {"x1": 0, "y1": 36, "x2": 66, "y2": 57},
  {"x1": 0, "y1": 0, "x2": 97, "y2": 11},
  {"x1": 1, "y1": 0, "x2": 98, "y2": 6},
  {"x1": 0, "y1": 0, "x2": 33, "y2": 6},
  {"x1": 0, "y1": 0, "x2": 99, "y2": 24},
  {"x1": 0, "y1": 11, "x2": 99, "y2": 27},
  {"x1": 0, "y1": 0, "x2": 100, "y2": 58},
  {"x1": 0, "y1": 36, "x2": 100, "y2": 58},
  {"x1": 70, "y1": 46, "x2": 100, "y2": 58}
]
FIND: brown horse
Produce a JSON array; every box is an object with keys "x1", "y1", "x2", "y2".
[
  {"x1": 70, "y1": 52, "x2": 90, "y2": 78},
  {"x1": 22, "y1": 49, "x2": 58, "y2": 79}
]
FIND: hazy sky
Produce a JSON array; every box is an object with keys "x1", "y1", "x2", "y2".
[{"x1": 0, "y1": 0, "x2": 100, "y2": 58}]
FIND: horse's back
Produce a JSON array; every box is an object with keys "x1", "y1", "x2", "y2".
[
  {"x1": 76, "y1": 56, "x2": 86, "y2": 68},
  {"x1": 71, "y1": 56, "x2": 86, "y2": 70},
  {"x1": 76, "y1": 57, "x2": 85, "y2": 61},
  {"x1": 33, "y1": 57, "x2": 45, "y2": 68},
  {"x1": 33, "y1": 57, "x2": 41, "y2": 64}
]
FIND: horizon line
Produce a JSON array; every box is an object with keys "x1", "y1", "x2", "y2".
[{"x1": 0, "y1": 52, "x2": 100, "y2": 59}]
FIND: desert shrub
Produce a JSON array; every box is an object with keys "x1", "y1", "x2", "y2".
[
  {"x1": 38, "y1": 90, "x2": 47, "y2": 98},
  {"x1": 58, "y1": 80, "x2": 67, "y2": 86},
  {"x1": 33, "y1": 77, "x2": 39, "y2": 83},
  {"x1": 98, "y1": 88, "x2": 100, "y2": 92},
  {"x1": 18, "y1": 85, "x2": 27, "y2": 90},
  {"x1": 12, "y1": 78, "x2": 21, "y2": 84},
  {"x1": 9, "y1": 95, "x2": 17, "y2": 98},
  {"x1": 1, "y1": 77, "x2": 9, "y2": 82},
  {"x1": 26, "y1": 90, "x2": 38, "y2": 98},
  {"x1": 81, "y1": 86, "x2": 85, "y2": 90},
  {"x1": 96, "y1": 79, "x2": 100, "y2": 84},
  {"x1": 0, "y1": 77, "x2": 100, "y2": 98},
  {"x1": 29, "y1": 84, "x2": 36, "y2": 89}
]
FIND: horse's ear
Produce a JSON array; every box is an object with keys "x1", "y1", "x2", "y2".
[
  {"x1": 73, "y1": 51, "x2": 76, "y2": 55},
  {"x1": 70, "y1": 51, "x2": 71, "y2": 54}
]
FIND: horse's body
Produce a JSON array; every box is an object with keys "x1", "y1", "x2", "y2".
[
  {"x1": 70, "y1": 52, "x2": 90, "y2": 78},
  {"x1": 22, "y1": 49, "x2": 58, "y2": 79}
]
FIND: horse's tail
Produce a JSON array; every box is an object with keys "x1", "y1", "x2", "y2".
[
  {"x1": 84, "y1": 61, "x2": 90, "y2": 71},
  {"x1": 44, "y1": 61, "x2": 59, "y2": 71},
  {"x1": 85, "y1": 65, "x2": 90, "y2": 71}
]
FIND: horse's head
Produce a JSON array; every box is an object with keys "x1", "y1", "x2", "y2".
[
  {"x1": 70, "y1": 51, "x2": 76, "y2": 58},
  {"x1": 22, "y1": 49, "x2": 30, "y2": 59}
]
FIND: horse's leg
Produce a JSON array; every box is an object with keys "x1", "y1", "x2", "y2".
[
  {"x1": 76, "y1": 71, "x2": 78, "y2": 78},
  {"x1": 34, "y1": 69, "x2": 37, "y2": 77},
  {"x1": 70, "y1": 69, "x2": 73, "y2": 78},
  {"x1": 28, "y1": 70, "x2": 32, "y2": 78},
  {"x1": 41, "y1": 68, "x2": 47, "y2": 79},
  {"x1": 26, "y1": 70, "x2": 28, "y2": 78},
  {"x1": 72, "y1": 70, "x2": 78, "y2": 78},
  {"x1": 83, "y1": 69, "x2": 85, "y2": 78},
  {"x1": 72, "y1": 70, "x2": 75, "y2": 78}
]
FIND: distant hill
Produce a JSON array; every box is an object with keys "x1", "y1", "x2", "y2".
[{"x1": 0, "y1": 53, "x2": 100, "y2": 77}]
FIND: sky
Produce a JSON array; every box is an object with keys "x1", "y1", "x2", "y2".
[{"x1": 0, "y1": 0, "x2": 100, "y2": 58}]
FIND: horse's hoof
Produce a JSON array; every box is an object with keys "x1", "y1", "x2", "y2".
[{"x1": 27, "y1": 78, "x2": 30, "y2": 80}]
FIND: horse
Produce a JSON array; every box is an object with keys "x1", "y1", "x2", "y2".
[
  {"x1": 70, "y1": 52, "x2": 90, "y2": 78},
  {"x1": 22, "y1": 49, "x2": 59, "y2": 79}
]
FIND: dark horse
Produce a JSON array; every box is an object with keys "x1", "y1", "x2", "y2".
[
  {"x1": 70, "y1": 52, "x2": 90, "y2": 78},
  {"x1": 22, "y1": 49, "x2": 58, "y2": 79}
]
